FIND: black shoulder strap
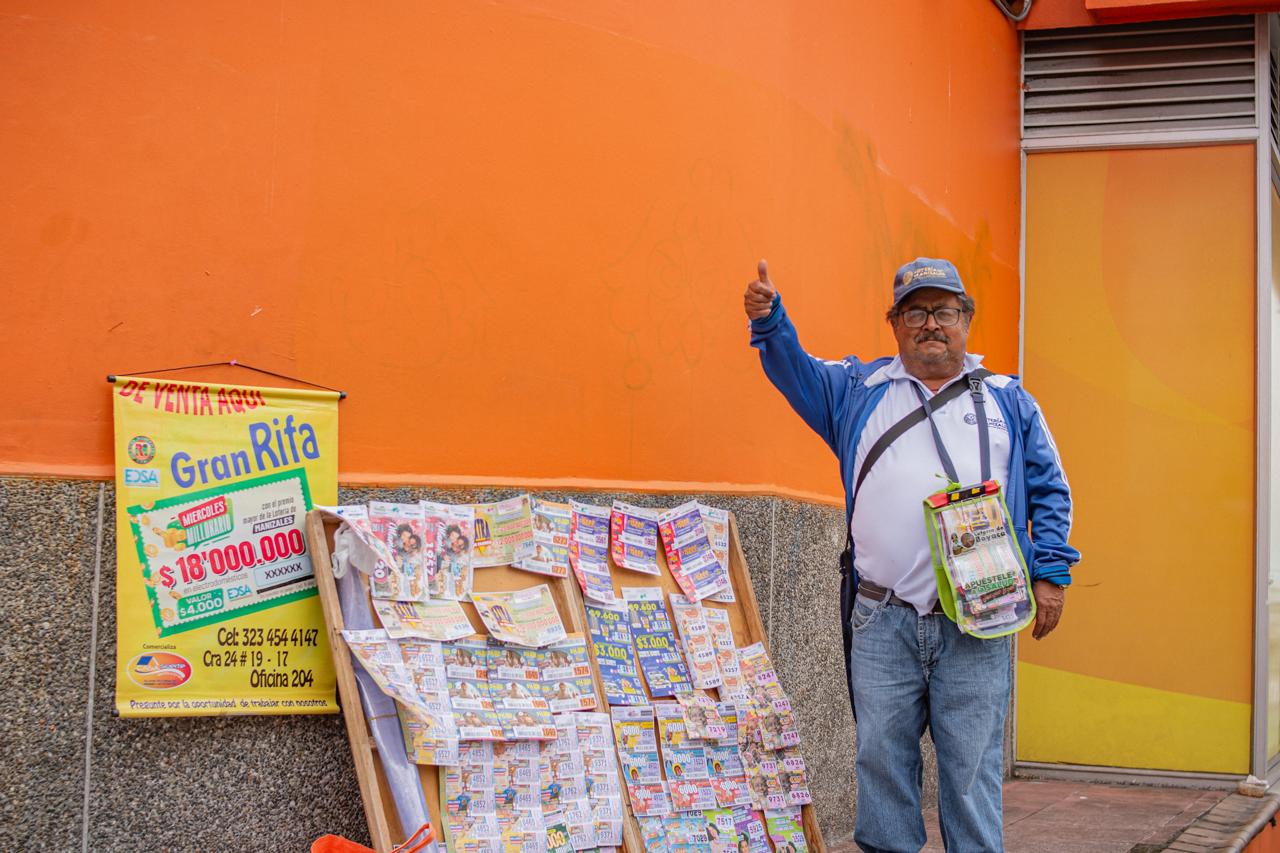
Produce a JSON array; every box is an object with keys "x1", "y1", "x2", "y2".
[{"x1": 850, "y1": 368, "x2": 991, "y2": 510}]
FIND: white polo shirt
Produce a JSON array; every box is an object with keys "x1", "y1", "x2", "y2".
[{"x1": 850, "y1": 354, "x2": 1011, "y2": 614}]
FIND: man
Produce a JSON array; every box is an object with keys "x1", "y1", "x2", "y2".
[{"x1": 743, "y1": 258, "x2": 1078, "y2": 853}]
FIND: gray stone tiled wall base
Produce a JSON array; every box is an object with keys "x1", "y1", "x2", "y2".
[
  {"x1": 3, "y1": 475, "x2": 1011, "y2": 850},
  {"x1": 0, "y1": 479, "x2": 100, "y2": 853}
]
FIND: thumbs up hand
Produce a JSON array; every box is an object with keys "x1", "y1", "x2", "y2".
[{"x1": 744, "y1": 259, "x2": 777, "y2": 320}]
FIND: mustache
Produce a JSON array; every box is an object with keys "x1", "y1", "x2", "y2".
[{"x1": 914, "y1": 332, "x2": 948, "y2": 344}]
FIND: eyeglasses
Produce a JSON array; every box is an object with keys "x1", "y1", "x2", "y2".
[{"x1": 897, "y1": 306, "x2": 964, "y2": 328}]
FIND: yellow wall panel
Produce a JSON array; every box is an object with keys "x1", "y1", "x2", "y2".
[
  {"x1": 1017, "y1": 662, "x2": 1250, "y2": 773},
  {"x1": 1019, "y1": 145, "x2": 1255, "y2": 770}
]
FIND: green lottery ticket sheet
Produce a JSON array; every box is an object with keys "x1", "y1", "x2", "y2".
[
  {"x1": 397, "y1": 637, "x2": 460, "y2": 766},
  {"x1": 704, "y1": 808, "x2": 740, "y2": 853},
  {"x1": 442, "y1": 637, "x2": 505, "y2": 742},
  {"x1": 539, "y1": 634, "x2": 597, "y2": 713},
  {"x1": 485, "y1": 645, "x2": 557, "y2": 741},
  {"x1": 765, "y1": 807, "x2": 809, "y2": 853},
  {"x1": 543, "y1": 717, "x2": 595, "y2": 849}
]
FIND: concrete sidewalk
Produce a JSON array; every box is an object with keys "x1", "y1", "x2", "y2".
[{"x1": 829, "y1": 778, "x2": 1231, "y2": 853}]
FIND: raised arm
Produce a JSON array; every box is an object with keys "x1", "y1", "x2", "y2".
[{"x1": 745, "y1": 260, "x2": 852, "y2": 453}]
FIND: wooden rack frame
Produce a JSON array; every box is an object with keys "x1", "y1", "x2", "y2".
[{"x1": 305, "y1": 507, "x2": 825, "y2": 853}]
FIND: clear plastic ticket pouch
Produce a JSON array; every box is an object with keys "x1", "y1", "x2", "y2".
[{"x1": 923, "y1": 480, "x2": 1036, "y2": 639}]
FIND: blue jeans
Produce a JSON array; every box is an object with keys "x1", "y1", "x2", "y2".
[{"x1": 850, "y1": 592, "x2": 1011, "y2": 853}]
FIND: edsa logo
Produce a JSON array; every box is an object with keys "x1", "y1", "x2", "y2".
[
  {"x1": 126, "y1": 652, "x2": 192, "y2": 689},
  {"x1": 124, "y1": 467, "x2": 161, "y2": 488}
]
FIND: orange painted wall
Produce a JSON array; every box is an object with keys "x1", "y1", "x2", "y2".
[
  {"x1": 0, "y1": 1, "x2": 1021, "y2": 501},
  {"x1": 1018, "y1": 145, "x2": 1255, "y2": 772}
]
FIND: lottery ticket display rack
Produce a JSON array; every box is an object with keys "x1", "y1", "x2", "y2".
[{"x1": 305, "y1": 507, "x2": 826, "y2": 853}]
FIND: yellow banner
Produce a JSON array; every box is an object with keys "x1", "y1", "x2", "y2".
[{"x1": 112, "y1": 376, "x2": 339, "y2": 717}]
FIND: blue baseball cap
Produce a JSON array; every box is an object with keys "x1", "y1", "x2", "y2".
[{"x1": 892, "y1": 258, "x2": 966, "y2": 305}]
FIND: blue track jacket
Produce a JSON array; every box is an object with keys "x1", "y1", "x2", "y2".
[{"x1": 750, "y1": 297, "x2": 1079, "y2": 586}]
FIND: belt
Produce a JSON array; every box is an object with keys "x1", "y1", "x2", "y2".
[{"x1": 858, "y1": 579, "x2": 945, "y2": 615}]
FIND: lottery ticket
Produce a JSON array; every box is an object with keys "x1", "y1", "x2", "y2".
[
  {"x1": 340, "y1": 629, "x2": 429, "y2": 713},
  {"x1": 655, "y1": 701, "x2": 717, "y2": 813},
  {"x1": 609, "y1": 501, "x2": 661, "y2": 576},
  {"x1": 765, "y1": 808, "x2": 809, "y2": 853},
  {"x1": 442, "y1": 637, "x2": 505, "y2": 741},
  {"x1": 368, "y1": 501, "x2": 433, "y2": 602},
  {"x1": 570, "y1": 500, "x2": 616, "y2": 604},
  {"x1": 779, "y1": 747, "x2": 812, "y2": 807},
  {"x1": 637, "y1": 816, "x2": 669, "y2": 853},
  {"x1": 663, "y1": 813, "x2": 712, "y2": 853},
  {"x1": 442, "y1": 741, "x2": 499, "y2": 853},
  {"x1": 674, "y1": 691, "x2": 727, "y2": 741},
  {"x1": 736, "y1": 644, "x2": 801, "y2": 751},
  {"x1": 491, "y1": 739, "x2": 546, "y2": 853},
  {"x1": 539, "y1": 634, "x2": 596, "y2": 713},
  {"x1": 518, "y1": 497, "x2": 572, "y2": 579},
  {"x1": 701, "y1": 610, "x2": 749, "y2": 703},
  {"x1": 610, "y1": 705, "x2": 672, "y2": 817},
  {"x1": 397, "y1": 637, "x2": 460, "y2": 765},
  {"x1": 485, "y1": 641, "x2": 556, "y2": 741},
  {"x1": 731, "y1": 807, "x2": 770, "y2": 853},
  {"x1": 706, "y1": 705, "x2": 751, "y2": 807},
  {"x1": 703, "y1": 808, "x2": 740, "y2": 853},
  {"x1": 584, "y1": 601, "x2": 646, "y2": 706},
  {"x1": 698, "y1": 504, "x2": 736, "y2": 604},
  {"x1": 624, "y1": 587, "x2": 693, "y2": 698},
  {"x1": 373, "y1": 597, "x2": 474, "y2": 642},
  {"x1": 573, "y1": 712, "x2": 625, "y2": 847},
  {"x1": 421, "y1": 500, "x2": 476, "y2": 601},
  {"x1": 543, "y1": 718, "x2": 594, "y2": 849},
  {"x1": 668, "y1": 594, "x2": 722, "y2": 690},
  {"x1": 471, "y1": 584, "x2": 567, "y2": 648},
  {"x1": 472, "y1": 494, "x2": 535, "y2": 568},
  {"x1": 658, "y1": 501, "x2": 730, "y2": 601}
]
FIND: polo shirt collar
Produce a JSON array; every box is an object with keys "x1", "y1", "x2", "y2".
[{"x1": 866, "y1": 353, "x2": 986, "y2": 388}]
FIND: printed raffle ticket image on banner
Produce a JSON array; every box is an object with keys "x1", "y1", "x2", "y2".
[{"x1": 112, "y1": 377, "x2": 340, "y2": 717}]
